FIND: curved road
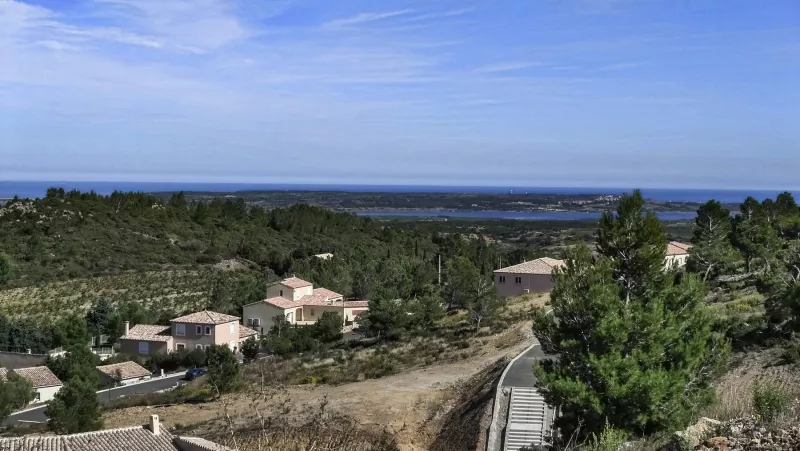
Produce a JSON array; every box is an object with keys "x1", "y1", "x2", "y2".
[
  {"x1": 501, "y1": 344, "x2": 546, "y2": 388},
  {"x1": 3, "y1": 374, "x2": 185, "y2": 427}
]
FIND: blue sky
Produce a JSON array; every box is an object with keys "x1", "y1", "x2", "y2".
[{"x1": 1, "y1": 0, "x2": 798, "y2": 189}]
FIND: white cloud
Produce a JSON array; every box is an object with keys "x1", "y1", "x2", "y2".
[
  {"x1": 473, "y1": 61, "x2": 546, "y2": 73},
  {"x1": 322, "y1": 9, "x2": 415, "y2": 29},
  {"x1": 37, "y1": 40, "x2": 81, "y2": 51}
]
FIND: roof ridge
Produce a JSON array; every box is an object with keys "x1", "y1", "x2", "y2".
[{"x1": 63, "y1": 425, "x2": 148, "y2": 439}]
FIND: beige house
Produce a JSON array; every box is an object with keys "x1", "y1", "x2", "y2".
[
  {"x1": 243, "y1": 277, "x2": 369, "y2": 333},
  {"x1": 96, "y1": 361, "x2": 152, "y2": 386},
  {"x1": 665, "y1": 241, "x2": 692, "y2": 268},
  {"x1": 118, "y1": 310, "x2": 259, "y2": 356},
  {"x1": 0, "y1": 415, "x2": 234, "y2": 451},
  {"x1": 0, "y1": 365, "x2": 63, "y2": 403},
  {"x1": 493, "y1": 257, "x2": 566, "y2": 297}
]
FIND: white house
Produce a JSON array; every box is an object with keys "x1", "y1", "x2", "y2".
[
  {"x1": 243, "y1": 277, "x2": 369, "y2": 333},
  {"x1": 665, "y1": 241, "x2": 692, "y2": 268},
  {"x1": 0, "y1": 366, "x2": 63, "y2": 403}
]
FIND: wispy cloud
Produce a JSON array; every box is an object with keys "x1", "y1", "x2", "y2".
[
  {"x1": 322, "y1": 9, "x2": 415, "y2": 29},
  {"x1": 473, "y1": 61, "x2": 546, "y2": 74}
]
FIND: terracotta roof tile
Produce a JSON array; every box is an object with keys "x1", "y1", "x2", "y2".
[
  {"x1": 296, "y1": 294, "x2": 330, "y2": 306},
  {"x1": 313, "y1": 288, "x2": 343, "y2": 299},
  {"x1": 239, "y1": 326, "x2": 258, "y2": 339},
  {"x1": 174, "y1": 436, "x2": 234, "y2": 451},
  {"x1": 121, "y1": 324, "x2": 172, "y2": 342},
  {"x1": 263, "y1": 296, "x2": 298, "y2": 309},
  {"x1": 96, "y1": 361, "x2": 151, "y2": 381},
  {"x1": 171, "y1": 311, "x2": 239, "y2": 325},
  {"x1": 13, "y1": 366, "x2": 62, "y2": 388},
  {"x1": 278, "y1": 277, "x2": 313, "y2": 289},
  {"x1": 667, "y1": 241, "x2": 692, "y2": 255},
  {"x1": 493, "y1": 258, "x2": 566, "y2": 275}
]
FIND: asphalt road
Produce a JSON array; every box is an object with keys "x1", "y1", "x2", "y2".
[
  {"x1": 3, "y1": 374, "x2": 186, "y2": 427},
  {"x1": 501, "y1": 344, "x2": 546, "y2": 388}
]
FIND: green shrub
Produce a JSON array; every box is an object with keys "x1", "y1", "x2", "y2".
[
  {"x1": 752, "y1": 381, "x2": 792, "y2": 423},
  {"x1": 585, "y1": 422, "x2": 628, "y2": 451},
  {"x1": 782, "y1": 340, "x2": 800, "y2": 364}
]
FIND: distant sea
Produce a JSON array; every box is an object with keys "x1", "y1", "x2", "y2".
[{"x1": 0, "y1": 180, "x2": 796, "y2": 204}]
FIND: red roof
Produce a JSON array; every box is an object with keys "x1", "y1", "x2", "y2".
[
  {"x1": 263, "y1": 296, "x2": 298, "y2": 309},
  {"x1": 312, "y1": 288, "x2": 343, "y2": 299},
  {"x1": 279, "y1": 277, "x2": 313, "y2": 289},
  {"x1": 667, "y1": 241, "x2": 692, "y2": 255}
]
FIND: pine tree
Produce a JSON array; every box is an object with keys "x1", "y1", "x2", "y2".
[
  {"x1": 532, "y1": 190, "x2": 729, "y2": 437},
  {"x1": 45, "y1": 376, "x2": 103, "y2": 433},
  {"x1": 687, "y1": 201, "x2": 739, "y2": 282},
  {"x1": 0, "y1": 373, "x2": 35, "y2": 424}
]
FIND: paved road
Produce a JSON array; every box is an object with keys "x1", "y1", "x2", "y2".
[
  {"x1": 3, "y1": 374, "x2": 186, "y2": 427},
  {"x1": 501, "y1": 344, "x2": 546, "y2": 388}
]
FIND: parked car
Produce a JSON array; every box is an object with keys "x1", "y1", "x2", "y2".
[{"x1": 184, "y1": 367, "x2": 207, "y2": 381}]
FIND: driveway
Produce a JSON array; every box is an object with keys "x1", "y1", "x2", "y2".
[
  {"x1": 3, "y1": 373, "x2": 186, "y2": 427},
  {"x1": 501, "y1": 344, "x2": 546, "y2": 388}
]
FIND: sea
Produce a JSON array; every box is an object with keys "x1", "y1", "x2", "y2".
[{"x1": 1, "y1": 180, "x2": 795, "y2": 221}]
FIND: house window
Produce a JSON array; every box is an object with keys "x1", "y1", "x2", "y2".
[
  {"x1": 310, "y1": 309, "x2": 315, "y2": 317},
  {"x1": 248, "y1": 318, "x2": 261, "y2": 327},
  {"x1": 204, "y1": 326, "x2": 212, "y2": 336},
  {"x1": 35, "y1": 392, "x2": 41, "y2": 402},
  {"x1": 499, "y1": 276, "x2": 506, "y2": 283},
  {"x1": 175, "y1": 324, "x2": 186, "y2": 336},
  {"x1": 279, "y1": 289, "x2": 284, "y2": 297},
  {"x1": 176, "y1": 343, "x2": 186, "y2": 351},
  {"x1": 138, "y1": 341, "x2": 149, "y2": 354},
  {"x1": 514, "y1": 277, "x2": 522, "y2": 284},
  {"x1": 229, "y1": 341, "x2": 236, "y2": 351},
  {"x1": 196, "y1": 344, "x2": 203, "y2": 350},
  {"x1": 205, "y1": 345, "x2": 211, "y2": 350},
  {"x1": 229, "y1": 322, "x2": 235, "y2": 335},
  {"x1": 196, "y1": 325, "x2": 202, "y2": 335}
]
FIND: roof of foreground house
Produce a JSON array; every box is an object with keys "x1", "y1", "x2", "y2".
[
  {"x1": 493, "y1": 257, "x2": 566, "y2": 275},
  {"x1": 120, "y1": 324, "x2": 173, "y2": 342},
  {"x1": 312, "y1": 287, "x2": 343, "y2": 299},
  {"x1": 13, "y1": 366, "x2": 62, "y2": 388},
  {"x1": 239, "y1": 326, "x2": 259, "y2": 339},
  {"x1": 667, "y1": 241, "x2": 693, "y2": 255},
  {"x1": 0, "y1": 425, "x2": 234, "y2": 451},
  {"x1": 171, "y1": 310, "x2": 240, "y2": 325},
  {"x1": 96, "y1": 361, "x2": 151, "y2": 381},
  {"x1": 277, "y1": 276, "x2": 313, "y2": 289}
]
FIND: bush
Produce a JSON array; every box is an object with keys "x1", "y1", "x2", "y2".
[
  {"x1": 752, "y1": 381, "x2": 792, "y2": 423},
  {"x1": 315, "y1": 312, "x2": 344, "y2": 343},
  {"x1": 585, "y1": 422, "x2": 628, "y2": 451},
  {"x1": 782, "y1": 340, "x2": 800, "y2": 364}
]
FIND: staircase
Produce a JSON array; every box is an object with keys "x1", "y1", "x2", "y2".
[{"x1": 503, "y1": 387, "x2": 552, "y2": 451}]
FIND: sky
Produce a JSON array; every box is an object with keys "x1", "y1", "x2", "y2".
[{"x1": 0, "y1": 0, "x2": 798, "y2": 189}]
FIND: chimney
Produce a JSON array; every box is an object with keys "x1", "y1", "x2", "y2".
[
  {"x1": 149, "y1": 414, "x2": 160, "y2": 435},
  {"x1": 124, "y1": 321, "x2": 130, "y2": 336}
]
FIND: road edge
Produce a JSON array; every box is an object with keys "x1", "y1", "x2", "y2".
[{"x1": 485, "y1": 342, "x2": 538, "y2": 451}]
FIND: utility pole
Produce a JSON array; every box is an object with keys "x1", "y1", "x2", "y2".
[{"x1": 438, "y1": 254, "x2": 442, "y2": 285}]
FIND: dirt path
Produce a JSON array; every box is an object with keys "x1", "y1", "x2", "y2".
[{"x1": 104, "y1": 323, "x2": 535, "y2": 449}]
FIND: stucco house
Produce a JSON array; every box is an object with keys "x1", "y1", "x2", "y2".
[
  {"x1": 493, "y1": 257, "x2": 566, "y2": 297},
  {"x1": 0, "y1": 365, "x2": 63, "y2": 403},
  {"x1": 96, "y1": 361, "x2": 152, "y2": 386},
  {"x1": 243, "y1": 277, "x2": 369, "y2": 333},
  {"x1": 665, "y1": 241, "x2": 692, "y2": 268},
  {"x1": 118, "y1": 310, "x2": 259, "y2": 356},
  {"x1": 0, "y1": 415, "x2": 234, "y2": 451}
]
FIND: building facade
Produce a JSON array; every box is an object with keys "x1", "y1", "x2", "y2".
[
  {"x1": 243, "y1": 277, "x2": 369, "y2": 333},
  {"x1": 493, "y1": 257, "x2": 566, "y2": 298},
  {"x1": 665, "y1": 241, "x2": 692, "y2": 268},
  {"x1": 0, "y1": 366, "x2": 63, "y2": 403}
]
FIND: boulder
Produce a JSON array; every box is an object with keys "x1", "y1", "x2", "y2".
[{"x1": 671, "y1": 418, "x2": 722, "y2": 450}]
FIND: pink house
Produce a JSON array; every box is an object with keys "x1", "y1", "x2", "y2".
[
  {"x1": 493, "y1": 257, "x2": 566, "y2": 297},
  {"x1": 118, "y1": 310, "x2": 259, "y2": 356}
]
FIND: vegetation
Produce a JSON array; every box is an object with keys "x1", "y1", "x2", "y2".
[
  {"x1": 45, "y1": 376, "x2": 103, "y2": 433},
  {"x1": 205, "y1": 344, "x2": 240, "y2": 395},
  {"x1": 0, "y1": 373, "x2": 35, "y2": 424},
  {"x1": 533, "y1": 191, "x2": 730, "y2": 437}
]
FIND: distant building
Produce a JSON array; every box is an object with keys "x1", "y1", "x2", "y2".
[
  {"x1": 96, "y1": 361, "x2": 152, "y2": 386},
  {"x1": 243, "y1": 277, "x2": 369, "y2": 333},
  {"x1": 314, "y1": 253, "x2": 334, "y2": 260},
  {"x1": 0, "y1": 415, "x2": 234, "y2": 451},
  {"x1": 493, "y1": 258, "x2": 566, "y2": 297},
  {"x1": 118, "y1": 310, "x2": 259, "y2": 356},
  {"x1": 665, "y1": 241, "x2": 692, "y2": 268},
  {"x1": 0, "y1": 365, "x2": 63, "y2": 403}
]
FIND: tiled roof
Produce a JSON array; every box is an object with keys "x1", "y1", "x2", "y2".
[
  {"x1": 0, "y1": 367, "x2": 7, "y2": 379},
  {"x1": 494, "y1": 258, "x2": 566, "y2": 275},
  {"x1": 0, "y1": 426, "x2": 235, "y2": 451},
  {"x1": 13, "y1": 366, "x2": 62, "y2": 388},
  {"x1": 342, "y1": 300, "x2": 370, "y2": 308},
  {"x1": 263, "y1": 296, "x2": 298, "y2": 309},
  {"x1": 667, "y1": 241, "x2": 692, "y2": 255},
  {"x1": 239, "y1": 326, "x2": 258, "y2": 339},
  {"x1": 278, "y1": 277, "x2": 313, "y2": 289},
  {"x1": 121, "y1": 324, "x2": 172, "y2": 342},
  {"x1": 313, "y1": 287, "x2": 343, "y2": 299},
  {"x1": 171, "y1": 311, "x2": 239, "y2": 325},
  {"x1": 96, "y1": 361, "x2": 151, "y2": 381},
  {"x1": 296, "y1": 294, "x2": 330, "y2": 306}
]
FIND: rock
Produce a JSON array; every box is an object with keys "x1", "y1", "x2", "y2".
[
  {"x1": 672, "y1": 417, "x2": 722, "y2": 449},
  {"x1": 704, "y1": 436, "x2": 730, "y2": 451}
]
